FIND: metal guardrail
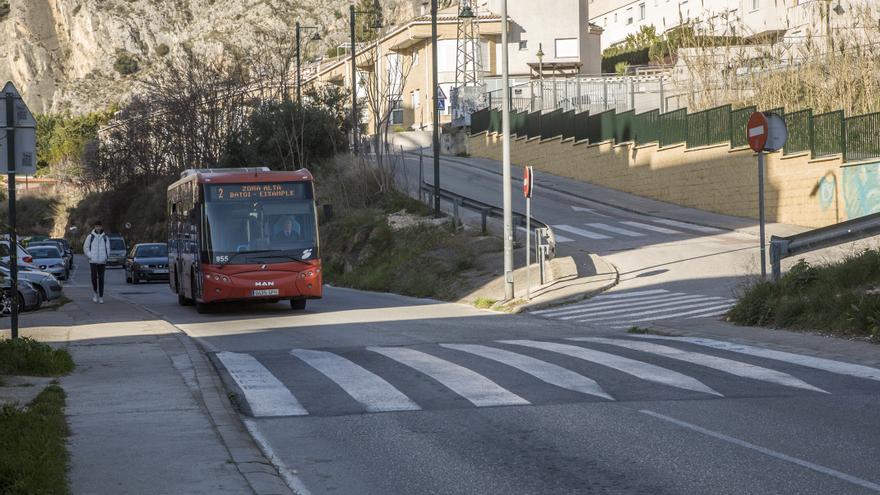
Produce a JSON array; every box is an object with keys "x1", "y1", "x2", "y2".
[
  {"x1": 769, "y1": 211, "x2": 880, "y2": 280},
  {"x1": 418, "y1": 181, "x2": 556, "y2": 261}
]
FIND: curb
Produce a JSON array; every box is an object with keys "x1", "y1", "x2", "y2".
[
  {"x1": 503, "y1": 255, "x2": 620, "y2": 314},
  {"x1": 112, "y1": 294, "x2": 298, "y2": 495}
]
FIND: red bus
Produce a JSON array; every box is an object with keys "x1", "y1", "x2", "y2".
[{"x1": 167, "y1": 167, "x2": 322, "y2": 313}]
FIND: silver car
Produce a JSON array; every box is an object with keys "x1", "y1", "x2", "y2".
[
  {"x1": 0, "y1": 279, "x2": 42, "y2": 314},
  {"x1": 1, "y1": 262, "x2": 62, "y2": 302},
  {"x1": 25, "y1": 245, "x2": 69, "y2": 280}
]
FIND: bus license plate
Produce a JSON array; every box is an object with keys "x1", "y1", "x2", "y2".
[{"x1": 253, "y1": 289, "x2": 279, "y2": 296}]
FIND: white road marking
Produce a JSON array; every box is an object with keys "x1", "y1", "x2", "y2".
[
  {"x1": 500, "y1": 340, "x2": 722, "y2": 396},
  {"x1": 591, "y1": 289, "x2": 670, "y2": 300},
  {"x1": 609, "y1": 303, "x2": 736, "y2": 325},
  {"x1": 440, "y1": 343, "x2": 614, "y2": 400},
  {"x1": 532, "y1": 292, "x2": 690, "y2": 316},
  {"x1": 686, "y1": 309, "x2": 731, "y2": 319},
  {"x1": 290, "y1": 349, "x2": 420, "y2": 412},
  {"x1": 575, "y1": 300, "x2": 734, "y2": 323},
  {"x1": 517, "y1": 226, "x2": 574, "y2": 243},
  {"x1": 243, "y1": 418, "x2": 314, "y2": 495},
  {"x1": 620, "y1": 220, "x2": 683, "y2": 234},
  {"x1": 651, "y1": 218, "x2": 724, "y2": 233},
  {"x1": 640, "y1": 410, "x2": 880, "y2": 493},
  {"x1": 571, "y1": 205, "x2": 610, "y2": 217},
  {"x1": 586, "y1": 223, "x2": 646, "y2": 237},
  {"x1": 635, "y1": 336, "x2": 880, "y2": 382},
  {"x1": 552, "y1": 224, "x2": 611, "y2": 240},
  {"x1": 569, "y1": 338, "x2": 826, "y2": 393},
  {"x1": 367, "y1": 347, "x2": 530, "y2": 407},
  {"x1": 215, "y1": 352, "x2": 308, "y2": 417},
  {"x1": 557, "y1": 295, "x2": 721, "y2": 321}
]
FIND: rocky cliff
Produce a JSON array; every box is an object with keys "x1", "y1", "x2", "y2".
[{"x1": 1, "y1": 0, "x2": 419, "y2": 114}]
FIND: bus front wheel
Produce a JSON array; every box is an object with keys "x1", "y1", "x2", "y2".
[{"x1": 290, "y1": 299, "x2": 306, "y2": 311}]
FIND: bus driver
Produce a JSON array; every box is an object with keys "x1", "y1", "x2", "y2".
[{"x1": 273, "y1": 217, "x2": 302, "y2": 244}]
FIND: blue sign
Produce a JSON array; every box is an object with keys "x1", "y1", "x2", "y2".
[{"x1": 437, "y1": 99, "x2": 446, "y2": 111}]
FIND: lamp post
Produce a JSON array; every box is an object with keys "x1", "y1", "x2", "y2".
[
  {"x1": 431, "y1": 0, "x2": 440, "y2": 217},
  {"x1": 296, "y1": 22, "x2": 321, "y2": 104},
  {"x1": 500, "y1": 0, "x2": 514, "y2": 300},
  {"x1": 350, "y1": 0, "x2": 384, "y2": 155},
  {"x1": 536, "y1": 43, "x2": 544, "y2": 111}
]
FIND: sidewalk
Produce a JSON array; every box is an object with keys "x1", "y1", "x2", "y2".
[{"x1": 0, "y1": 287, "x2": 293, "y2": 495}]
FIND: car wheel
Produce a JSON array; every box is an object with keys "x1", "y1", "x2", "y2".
[
  {"x1": 195, "y1": 301, "x2": 211, "y2": 314},
  {"x1": 35, "y1": 286, "x2": 48, "y2": 303},
  {"x1": 290, "y1": 299, "x2": 307, "y2": 311},
  {"x1": 17, "y1": 293, "x2": 26, "y2": 312},
  {"x1": 0, "y1": 291, "x2": 12, "y2": 315}
]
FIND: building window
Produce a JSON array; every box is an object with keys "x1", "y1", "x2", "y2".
[
  {"x1": 555, "y1": 38, "x2": 578, "y2": 58},
  {"x1": 614, "y1": 12, "x2": 618, "y2": 22},
  {"x1": 412, "y1": 52, "x2": 419, "y2": 66},
  {"x1": 411, "y1": 89, "x2": 421, "y2": 109},
  {"x1": 639, "y1": 3, "x2": 646, "y2": 19},
  {"x1": 751, "y1": 0, "x2": 758, "y2": 10},
  {"x1": 627, "y1": 16, "x2": 633, "y2": 25},
  {"x1": 390, "y1": 99, "x2": 404, "y2": 125},
  {"x1": 519, "y1": 40, "x2": 528, "y2": 51}
]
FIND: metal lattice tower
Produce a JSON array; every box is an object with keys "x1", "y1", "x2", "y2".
[{"x1": 454, "y1": 0, "x2": 483, "y2": 89}]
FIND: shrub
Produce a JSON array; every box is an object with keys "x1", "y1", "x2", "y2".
[
  {"x1": 155, "y1": 43, "x2": 170, "y2": 57},
  {"x1": 113, "y1": 52, "x2": 139, "y2": 75},
  {"x1": 0, "y1": 337, "x2": 74, "y2": 376},
  {"x1": 0, "y1": 1, "x2": 10, "y2": 19}
]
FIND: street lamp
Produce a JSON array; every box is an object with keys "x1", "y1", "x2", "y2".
[
  {"x1": 536, "y1": 43, "x2": 544, "y2": 111},
  {"x1": 459, "y1": 0, "x2": 475, "y2": 18},
  {"x1": 296, "y1": 22, "x2": 321, "y2": 105},
  {"x1": 350, "y1": 0, "x2": 384, "y2": 155},
  {"x1": 500, "y1": 0, "x2": 514, "y2": 300}
]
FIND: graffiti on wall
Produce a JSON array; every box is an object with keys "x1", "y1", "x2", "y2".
[{"x1": 842, "y1": 161, "x2": 880, "y2": 219}]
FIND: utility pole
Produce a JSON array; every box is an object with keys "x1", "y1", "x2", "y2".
[
  {"x1": 296, "y1": 21, "x2": 301, "y2": 104},
  {"x1": 500, "y1": 0, "x2": 514, "y2": 300},
  {"x1": 350, "y1": 6, "x2": 359, "y2": 155},
  {"x1": 6, "y1": 90, "x2": 17, "y2": 338},
  {"x1": 432, "y1": 0, "x2": 441, "y2": 217}
]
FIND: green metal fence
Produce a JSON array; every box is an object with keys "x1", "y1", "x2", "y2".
[
  {"x1": 574, "y1": 111, "x2": 590, "y2": 142},
  {"x1": 488, "y1": 109, "x2": 502, "y2": 134},
  {"x1": 614, "y1": 110, "x2": 635, "y2": 144},
  {"x1": 730, "y1": 106, "x2": 756, "y2": 148},
  {"x1": 470, "y1": 108, "x2": 490, "y2": 134},
  {"x1": 783, "y1": 109, "x2": 813, "y2": 156},
  {"x1": 585, "y1": 110, "x2": 615, "y2": 144},
  {"x1": 659, "y1": 108, "x2": 687, "y2": 147},
  {"x1": 633, "y1": 109, "x2": 660, "y2": 145},
  {"x1": 525, "y1": 111, "x2": 541, "y2": 139},
  {"x1": 541, "y1": 109, "x2": 563, "y2": 140},
  {"x1": 706, "y1": 105, "x2": 732, "y2": 146},
  {"x1": 845, "y1": 112, "x2": 880, "y2": 162},
  {"x1": 813, "y1": 110, "x2": 844, "y2": 158},
  {"x1": 562, "y1": 110, "x2": 576, "y2": 140},
  {"x1": 510, "y1": 111, "x2": 526, "y2": 137}
]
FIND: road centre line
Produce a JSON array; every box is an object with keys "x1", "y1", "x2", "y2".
[
  {"x1": 570, "y1": 338, "x2": 826, "y2": 392},
  {"x1": 290, "y1": 349, "x2": 420, "y2": 412},
  {"x1": 635, "y1": 336, "x2": 880, "y2": 382},
  {"x1": 500, "y1": 340, "x2": 721, "y2": 396},
  {"x1": 440, "y1": 343, "x2": 613, "y2": 400},
  {"x1": 215, "y1": 352, "x2": 308, "y2": 417},
  {"x1": 640, "y1": 410, "x2": 880, "y2": 493},
  {"x1": 367, "y1": 347, "x2": 530, "y2": 407}
]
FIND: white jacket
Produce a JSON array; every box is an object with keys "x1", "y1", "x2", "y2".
[{"x1": 83, "y1": 230, "x2": 111, "y2": 264}]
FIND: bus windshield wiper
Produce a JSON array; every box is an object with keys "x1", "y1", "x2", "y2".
[{"x1": 241, "y1": 250, "x2": 309, "y2": 264}]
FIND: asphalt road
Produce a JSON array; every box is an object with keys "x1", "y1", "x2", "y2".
[{"x1": 76, "y1": 237, "x2": 880, "y2": 495}]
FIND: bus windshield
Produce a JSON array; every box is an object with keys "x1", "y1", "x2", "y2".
[{"x1": 202, "y1": 182, "x2": 317, "y2": 264}]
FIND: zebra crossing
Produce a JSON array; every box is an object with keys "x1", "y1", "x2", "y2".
[
  {"x1": 213, "y1": 337, "x2": 880, "y2": 418},
  {"x1": 531, "y1": 288, "x2": 736, "y2": 327},
  {"x1": 551, "y1": 218, "x2": 723, "y2": 243}
]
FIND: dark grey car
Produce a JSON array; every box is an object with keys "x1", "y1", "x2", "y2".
[
  {"x1": 125, "y1": 243, "x2": 169, "y2": 283},
  {"x1": 0, "y1": 273, "x2": 42, "y2": 315},
  {"x1": 0, "y1": 262, "x2": 63, "y2": 302}
]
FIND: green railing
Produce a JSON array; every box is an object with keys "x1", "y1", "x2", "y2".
[
  {"x1": 470, "y1": 102, "x2": 880, "y2": 165},
  {"x1": 845, "y1": 112, "x2": 880, "y2": 162},
  {"x1": 730, "y1": 106, "x2": 756, "y2": 148},
  {"x1": 784, "y1": 109, "x2": 813, "y2": 156},
  {"x1": 633, "y1": 109, "x2": 660, "y2": 145},
  {"x1": 813, "y1": 110, "x2": 844, "y2": 158},
  {"x1": 659, "y1": 108, "x2": 687, "y2": 147},
  {"x1": 614, "y1": 110, "x2": 635, "y2": 144}
]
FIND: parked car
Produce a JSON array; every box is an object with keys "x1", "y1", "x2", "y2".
[
  {"x1": 0, "y1": 261, "x2": 62, "y2": 302},
  {"x1": 25, "y1": 245, "x2": 69, "y2": 280},
  {"x1": 0, "y1": 239, "x2": 35, "y2": 266},
  {"x1": 51, "y1": 238, "x2": 74, "y2": 268},
  {"x1": 125, "y1": 243, "x2": 169, "y2": 283},
  {"x1": 0, "y1": 274, "x2": 42, "y2": 315},
  {"x1": 28, "y1": 240, "x2": 72, "y2": 271},
  {"x1": 107, "y1": 234, "x2": 128, "y2": 267}
]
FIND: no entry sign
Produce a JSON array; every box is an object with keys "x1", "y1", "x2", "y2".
[
  {"x1": 747, "y1": 111, "x2": 788, "y2": 153},
  {"x1": 523, "y1": 166, "x2": 533, "y2": 198}
]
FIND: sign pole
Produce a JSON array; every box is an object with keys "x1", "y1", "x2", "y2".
[
  {"x1": 526, "y1": 196, "x2": 531, "y2": 301},
  {"x1": 758, "y1": 151, "x2": 767, "y2": 279},
  {"x1": 6, "y1": 90, "x2": 18, "y2": 338}
]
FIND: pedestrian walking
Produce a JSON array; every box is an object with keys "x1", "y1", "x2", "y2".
[{"x1": 83, "y1": 221, "x2": 110, "y2": 304}]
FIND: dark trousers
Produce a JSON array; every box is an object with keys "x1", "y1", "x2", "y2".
[{"x1": 90, "y1": 263, "x2": 106, "y2": 297}]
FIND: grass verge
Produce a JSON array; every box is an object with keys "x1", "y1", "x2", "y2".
[
  {"x1": 473, "y1": 297, "x2": 498, "y2": 309},
  {"x1": 0, "y1": 382, "x2": 70, "y2": 495},
  {"x1": 0, "y1": 338, "x2": 75, "y2": 376},
  {"x1": 728, "y1": 250, "x2": 880, "y2": 341}
]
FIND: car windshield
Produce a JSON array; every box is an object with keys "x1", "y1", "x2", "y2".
[
  {"x1": 110, "y1": 239, "x2": 126, "y2": 251},
  {"x1": 135, "y1": 245, "x2": 168, "y2": 258},
  {"x1": 203, "y1": 185, "x2": 317, "y2": 264},
  {"x1": 29, "y1": 246, "x2": 61, "y2": 259}
]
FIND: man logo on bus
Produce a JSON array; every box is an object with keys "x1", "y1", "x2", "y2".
[
  {"x1": 302, "y1": 249, "x2": 312, "y2": 260},
  {"x1": 255, "y1": 281, "x2": 275, "y2": 287}
]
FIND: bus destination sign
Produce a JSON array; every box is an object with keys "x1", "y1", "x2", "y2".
[{"x1": 207, "y1": 183, "x2": 305, "y2": 202}]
